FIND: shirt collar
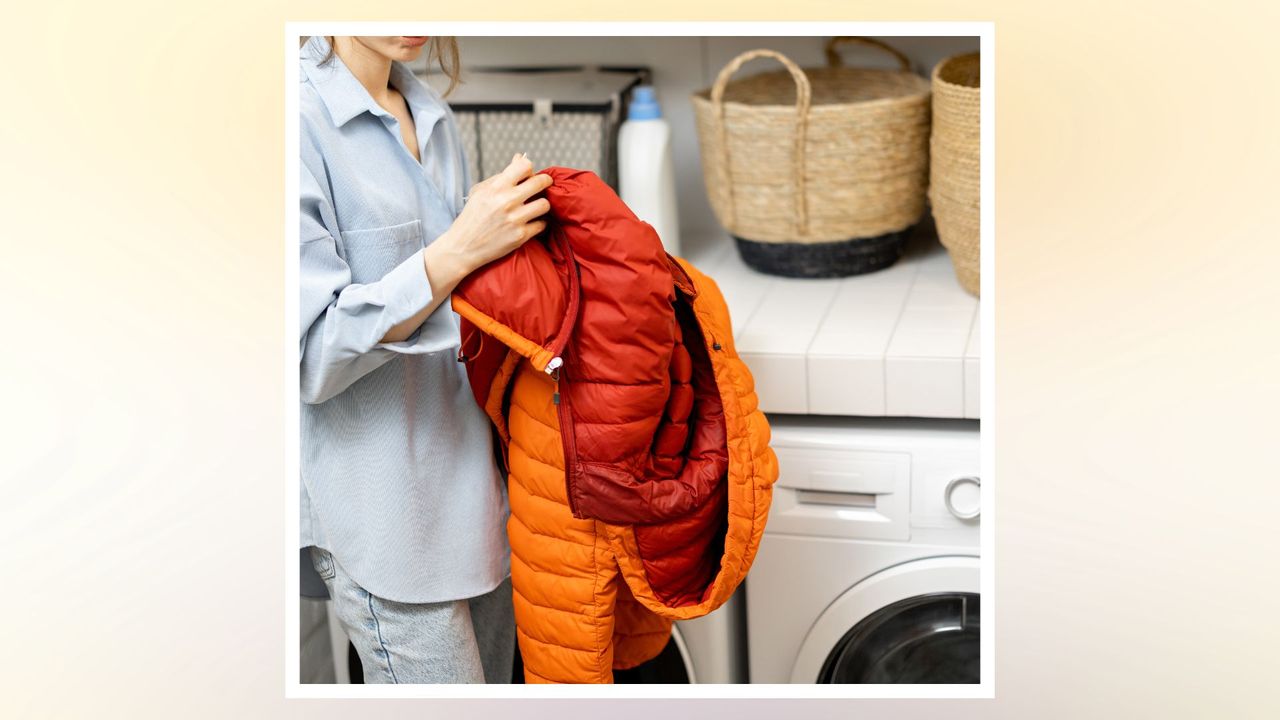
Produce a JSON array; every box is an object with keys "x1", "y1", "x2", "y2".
[
  {"x1": 391, "y1": 58, "x2": 447, "y2": 136},
  {"x1": 300, "y1": 36, "x2": 447, "y2": 132}
]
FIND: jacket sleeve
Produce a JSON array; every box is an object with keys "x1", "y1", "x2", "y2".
[{"x1": 298, "y1": 139, "x2": 458, "y2": 405}]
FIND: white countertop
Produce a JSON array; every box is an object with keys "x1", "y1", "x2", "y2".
[{"x1": 681, "y1": 226, "x2": 981, "y2": 420}]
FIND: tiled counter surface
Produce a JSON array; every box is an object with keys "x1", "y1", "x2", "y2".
[{"x1": 681, "y1": 227, "x2": 981, "y2": 419}]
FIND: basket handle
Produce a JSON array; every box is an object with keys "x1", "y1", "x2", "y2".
[
  {"x1": 710, "y1": 48, "x2": 811, "y2": 236},
  {"x1": 824, "y1": 36, "x2": 911, "y2": 71}
]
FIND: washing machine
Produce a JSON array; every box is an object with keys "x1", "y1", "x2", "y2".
[{"x1": 747, "y1": 415, "x2": 981, "y2": 684}]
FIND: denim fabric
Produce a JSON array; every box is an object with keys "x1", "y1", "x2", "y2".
[{"x1": 310, "y1": 547, "x2": 515, "y2": 684}]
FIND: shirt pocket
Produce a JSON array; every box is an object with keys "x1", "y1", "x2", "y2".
[{"x1": 338, "y1": 219, "x2": 424, "y2": 285}]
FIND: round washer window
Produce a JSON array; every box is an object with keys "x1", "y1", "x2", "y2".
[{"x1": 818, "y1": 592, "x2": 980, "y2": 684}]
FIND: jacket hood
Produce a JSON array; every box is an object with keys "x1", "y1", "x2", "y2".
[{"x1": 454, "y1": 166, "x2": 673, "y2": 362}]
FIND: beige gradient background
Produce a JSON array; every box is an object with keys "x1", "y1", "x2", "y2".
[{"x1": 3, "y1": 1, "x2": 1278, "y2": 718}]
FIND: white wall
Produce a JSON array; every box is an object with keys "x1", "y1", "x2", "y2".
[{"x1": 423, "y1": 36, "x2": 980, "y2": 239}]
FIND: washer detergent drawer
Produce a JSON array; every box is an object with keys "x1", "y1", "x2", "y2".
[{"x1": 769, "y1": 446, "x2": 910, "y2": 540}]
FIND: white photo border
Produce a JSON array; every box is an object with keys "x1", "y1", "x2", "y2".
[{"x1": 284, "y1": 19, "x2": 996, "y2": 700}]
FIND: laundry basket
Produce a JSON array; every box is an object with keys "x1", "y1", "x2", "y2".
[
  {"x1": 427, "y1": 65, "x2": 648, "y2": 190},
  {"x1": 929, "y1": 52, "x2": 981, "y2": 296},
  {"x1": 691, "y1": 38, "x2": 932, "y2": 278}
]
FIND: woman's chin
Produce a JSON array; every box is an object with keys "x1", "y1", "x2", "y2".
[{"x1": 396, "y1": 47, "x2": 425, "y2": 62}]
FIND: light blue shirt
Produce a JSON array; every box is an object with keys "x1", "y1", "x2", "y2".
[{"x1": 298, "y1": 36, "x2": 509, "y2": 603}]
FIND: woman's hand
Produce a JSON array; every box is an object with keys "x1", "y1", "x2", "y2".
[
  {"x1": 436, "y1": 153, "x2": 553, "y2": 278},
  {"x1": 381, "y1": 155, "x2": 552, "y2": 344}
]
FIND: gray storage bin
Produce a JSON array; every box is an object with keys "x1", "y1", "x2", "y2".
[{"x1": 419, "y1": 65, "x2": 649, "y2": 189}]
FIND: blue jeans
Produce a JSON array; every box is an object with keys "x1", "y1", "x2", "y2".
[{"x1": 309, "y1": 547, "x2": 515, "y2": 683}]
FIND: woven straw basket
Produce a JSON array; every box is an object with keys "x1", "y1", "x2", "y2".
[
  {"x1": 691, "y1": 38, "x2": 932, "y2": 278},
  {"x1": 929, "y1": 52, "x2": 981, "y2": 296}
]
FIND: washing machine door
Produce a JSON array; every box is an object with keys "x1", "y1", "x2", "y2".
[{"x1": 790, "y1": 556, "x2": 980, "y2": 684}]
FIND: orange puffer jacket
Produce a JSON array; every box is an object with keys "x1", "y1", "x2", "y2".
[{"x1": 451, "y1": 167, "x2": 777, "y2": 683}]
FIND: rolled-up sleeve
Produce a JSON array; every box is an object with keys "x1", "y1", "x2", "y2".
[{"x1": 298, "y1": 155, "x2": 456, "y2": 405}]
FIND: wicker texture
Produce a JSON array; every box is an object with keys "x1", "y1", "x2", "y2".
[
  {"x1": 929, "y1": 52, "x2": 981, "y2": 296},
  {"x1": 691, "y1": 38, "x2": 932, "y2": 271}
]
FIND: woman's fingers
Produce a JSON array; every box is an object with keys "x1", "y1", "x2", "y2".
[
  {"x1": 512, "y1": 197, "x2": 551, "y2": 224},
  {"x1": 513, "y1": 171, "x2": 554, "y2": 202},
  {"x1": 521, "y1": 220, "x2": 547, "y2": 241},
  {"x1": 501, "y1": 153, "x2": 535, "y2": 183}
]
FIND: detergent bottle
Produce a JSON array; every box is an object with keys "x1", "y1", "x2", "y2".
[{"x1": 618, "y1": 85, "x2": 680, "y2": 256}]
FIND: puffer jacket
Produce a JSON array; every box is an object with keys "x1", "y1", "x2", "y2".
[{"x1": 451, "y1": 167, "x2": 778, "y2": 683}]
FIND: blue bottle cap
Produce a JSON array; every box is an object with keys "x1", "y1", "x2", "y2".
[{"x1": 628, "y1": 85, "x2": 662, "y2": 120}]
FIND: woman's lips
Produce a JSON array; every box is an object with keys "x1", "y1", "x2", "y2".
[{"x1": 401, "y1": 36, "x2": 429, "y2": 47}]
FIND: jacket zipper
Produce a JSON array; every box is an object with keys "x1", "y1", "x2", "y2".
[
  {"x1": 546, "y1": 228, "x2": 583, "y2": 518},
  {"x1": 540, "y1": 228, "x2": 581, "y2": 377},
  {"x1": 550, "y1": 362, "x2": 581, "y2": 517}
]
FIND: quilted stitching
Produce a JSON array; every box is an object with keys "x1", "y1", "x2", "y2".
[{"x1": 450, "y1": 170, "x2": 778, "y2": 683}]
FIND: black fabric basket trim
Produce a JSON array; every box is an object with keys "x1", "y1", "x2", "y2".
[{"x1": 732, "y1": 230, "x2": 910, "y2": 279}]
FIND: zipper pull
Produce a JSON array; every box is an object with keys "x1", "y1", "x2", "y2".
[
  {"x1": 544, "y1": 356, "x2": 563, "y2": 375},
  {"x1": 546, "y1": 356, "x2": 563, "y2": 404},
  {"x1": 546, "y1": 358, "x2": 562, "y2": 405}
]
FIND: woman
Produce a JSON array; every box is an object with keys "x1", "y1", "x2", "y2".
[{"x1": 298, "y1": 35, "x2": 551, "y2": 683}]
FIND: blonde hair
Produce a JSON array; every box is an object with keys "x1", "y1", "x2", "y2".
[{"x1": 307, "y1": 36, "x2": 463, "y2": 96}]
